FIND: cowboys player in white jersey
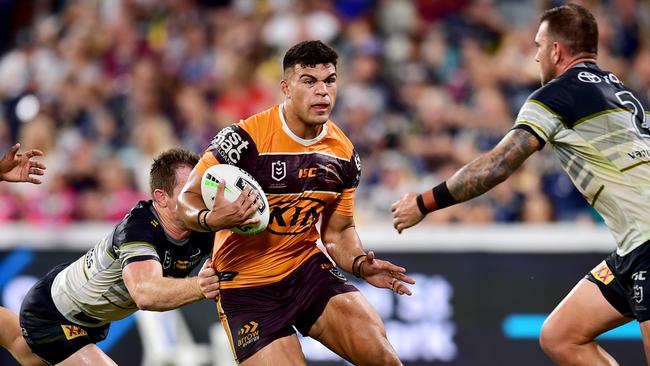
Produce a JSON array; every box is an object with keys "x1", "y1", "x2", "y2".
[
  {"x1": 1, "y1": 148, "x2": 255, "y2": 365},
  {"x1": 392, "y1": 4, "x2": 650, "y2": 365}
]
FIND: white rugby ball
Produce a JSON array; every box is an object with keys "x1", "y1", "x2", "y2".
[{"x1": 201, "y1": 164, "x2": 270, "y2": 235}]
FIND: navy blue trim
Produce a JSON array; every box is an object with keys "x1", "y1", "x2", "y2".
[{"x1": 122, "y1": 255, "x2": 158, "y2": 267}]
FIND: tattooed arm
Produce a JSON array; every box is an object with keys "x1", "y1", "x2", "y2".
[
  {"x1": 391, "y1": 128, "x2": 541, "y2": 233},
  {"x1": 447, "y1": 128, "x2": 540, "y2": 201}
]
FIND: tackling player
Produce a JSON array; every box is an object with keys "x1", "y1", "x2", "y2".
[
  {"x1": 0, "y1": 148, "x2": 250, "y2": 365},
  {"x1": 178, "y1": 40, "x2": 415, "y2": 365},
  {"x1": 392, "y1": 4, "x2": 650, "y2": 365}
]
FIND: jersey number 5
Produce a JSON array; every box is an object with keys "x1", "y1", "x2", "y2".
[{"x1": 616, "y1": 91, "x2": 649, "y2": 137}]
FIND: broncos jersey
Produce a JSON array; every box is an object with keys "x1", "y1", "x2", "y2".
[
  {"x1": 51, "y1": 200, "x2": 214, "y2": 326},
  {"x1": 195, "y1": 104, "x2": 361, "y2": 289},
  {"x1": 514, "y1": 62, "x2": 650, "y2": 255}
]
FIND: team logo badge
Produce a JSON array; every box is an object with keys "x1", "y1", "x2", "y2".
[
  {"x1": 271, "y1": 161, "x2": 286, "y2": 182},
  {"x1": 590, "y1": 261, "x2": 614, "y2": 285},
  {"x1": 634, "y1": 285, "x2": 644, "y2": 304},
  {"x1": 163, "y1": 250, "x2": 172, "y2": 269},
  {"x1": 61, "y1": 325, "x2": 88, "y2": 340}
]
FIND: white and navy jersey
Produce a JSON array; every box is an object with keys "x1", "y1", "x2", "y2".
[
  {"x1": 514, "y1": 62, "x2": 650, "y2": 255},
  {"x1": 51, "y1": 200, "x2": 214, "y2": 327}
]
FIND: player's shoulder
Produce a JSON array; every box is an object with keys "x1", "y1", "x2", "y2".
[
  {"x1": 324, "y1": 120, "x2": 355, "y2": 159},
  {"x1": 238, "y1": 105, "x2": 282, "y2": 139},
  {"x1": 113, "y1": 200, "x2": 160, "y2": 247},
  {"x1": 528, "y1": 75, "x2": 573, "y2": 107}
]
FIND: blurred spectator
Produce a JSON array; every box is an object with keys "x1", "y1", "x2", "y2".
[{"x1": 0, "y1": 0, "x2": 648, "y2": 225}]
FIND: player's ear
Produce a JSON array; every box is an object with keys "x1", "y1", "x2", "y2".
[
  {"x1": 280, "y1": 79, "x2": 290, "y2": 99},
  {"x1": 152, "y1": 188, "x2": 168, "y2": 207},
  {"x1": 552, "y1": 41, "x2": 562, "y2": 64}
]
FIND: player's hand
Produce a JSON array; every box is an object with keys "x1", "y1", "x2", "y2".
[
  {"x1": 206, "y1": 181, "x2": 261, "y2": 231},
  {"x1": 198, "y1": 259, "x2": 220, "y2": 300},
  {"x1": 360, "y1": 251, "x2": 415, "y2": 296},
  {"x1": 391, "y1": 192, "x2": 425, "y2": 234},
  {"x1": 0, "y1": 143, "x2": 46, "y2": 184}
]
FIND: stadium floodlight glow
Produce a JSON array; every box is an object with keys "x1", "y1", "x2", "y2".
[{"x1": 16, "y1": 94, "x2": 40, "y2": 122}]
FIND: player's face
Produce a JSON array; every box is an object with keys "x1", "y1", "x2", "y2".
[
  {"x1": 170, "y1": 165, "x2": 192, "y2": 225},
  {"x1": 534, "y1": 21, "x2": 557, "y2": 85},
  {"x1": 282, "y1": 63, "x2": 337, "y2": 132}
]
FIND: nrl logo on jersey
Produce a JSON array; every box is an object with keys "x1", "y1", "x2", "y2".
[{"x1": 271, "y1": 161, "x2": 286, "y2": 182}]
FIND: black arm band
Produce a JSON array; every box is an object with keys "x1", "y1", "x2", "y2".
[
  {"x1": 197, "y1": 209, "x2": 211, "y2": 231},
  {"x1": 352, "y1": 254, "x2": 367, "y2": 278},
  {"x1": 432, "y1": 181, "x2": 458, "y2": 210},
  {"x1": 416, "y1": 194, "x2": 428, "y2": 215}
]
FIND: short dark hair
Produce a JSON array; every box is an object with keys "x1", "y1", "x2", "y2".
[
  {"x1": 540, "y1": 3, "x2": 598, "y2": 56},
  {"x1": 149, "y1": 148, "x2": 199, "y2": 196},
  {"x1": 282, "y1": 40, "x2": 338, "y2": 73}
]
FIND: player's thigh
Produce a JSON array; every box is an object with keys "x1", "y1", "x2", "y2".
[
  {"x1": 308, "y1": 291, "x2": 397, "y2": 363},
  {"x1": 239, "y1": 334, "x2": 306, "y2": 366},
  {"x1": 542, "y1": 279, "x2": 631, "y2": 344},
  {"x1": 57, "y1": 344, "x2": 116, "y2": 366}
]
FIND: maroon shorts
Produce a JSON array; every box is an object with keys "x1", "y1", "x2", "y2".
[{"x1": 218, "y1": 252, "x2": 358, "y2": 363}]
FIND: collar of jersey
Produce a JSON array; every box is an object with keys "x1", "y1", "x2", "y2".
[{"x1": 279, "y1": 102, "x2": 328, "y2": 146}]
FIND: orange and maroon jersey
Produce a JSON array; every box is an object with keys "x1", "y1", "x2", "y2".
[{"x1": 195, "y1": 104, "x2": 361, "y2": 289}]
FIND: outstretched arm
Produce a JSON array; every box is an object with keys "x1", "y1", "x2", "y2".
[
  {"x1": 392, "y1": 128, "x2": 541, "y2": 233},
  {"x1": 0, "y1": 143, "x2": 46, "y2": 184},
  {"x1": 123, "y1": 258, "x2": 219, "y2": 311},
  {"x1": 321, "y1": 209, "x2": 415, "y2": 295}
]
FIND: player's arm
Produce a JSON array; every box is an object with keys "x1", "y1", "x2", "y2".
[
  {"x1": 321, "y1": 210, "x2": 415, "y2": 295},
  {"x1": 392, "y1": 128, "x2": 541, "y2": 233},
  {"x1": 123, "y1": 258, "x2": 219, "y2": 311},
  {"x1": 177, "y1": 166, "x2": 259, "y2": 232}
]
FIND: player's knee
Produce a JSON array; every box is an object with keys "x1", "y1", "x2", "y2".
[
  {"x1": 539, "y1": 320, "x2": 568, "y2": 359},
  {"x1": 368, "y1": 347, "x2": 401, "y2": 366}
]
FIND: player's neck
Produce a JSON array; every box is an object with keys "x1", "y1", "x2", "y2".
[
  {"x1": 152, "y1": 202, "x2": 192, "y2": 241},
  {"x1": 281, "y1": 103, "x2": 323, "y2": 140},
  {"x1": 558, "y1": 56, "x2": 597, "y2": 76}
]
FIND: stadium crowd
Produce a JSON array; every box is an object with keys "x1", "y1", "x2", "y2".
[{"x1": 0, "y1": 0, "x2": 648, "y2": 226}]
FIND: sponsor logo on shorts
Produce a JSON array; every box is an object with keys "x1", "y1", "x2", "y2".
[
  {"x1": 61, "y1": 325, "x2": 88, "y2": 340},
  {"x1": 321, "y1": 263, "x2": 346, "y2": 281},
  {"x1": 237, "y1": 321, "x2": 259, "y2": 349},
  {"x1": 590, "y1": 261, "x2": 614, "y2": 285}
]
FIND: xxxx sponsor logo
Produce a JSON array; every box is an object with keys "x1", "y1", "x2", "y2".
[
  {"x1": 61, "y1": 325, "x2": 88, "y2": 340},
  {"x1": 591, "y1": 261, "x2": 615, "y2": 285},
  {"x1": 237, "y1": 321, "x2": 259, "y2": 348}
]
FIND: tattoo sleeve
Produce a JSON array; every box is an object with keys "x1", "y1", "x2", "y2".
[{"x1": 447, "y1": 128, "x2": 541, "y2": 203}]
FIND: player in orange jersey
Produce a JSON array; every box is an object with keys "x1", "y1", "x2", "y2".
[{"x1": 178, "y1": 40, "x2": 415, "y2": 365}]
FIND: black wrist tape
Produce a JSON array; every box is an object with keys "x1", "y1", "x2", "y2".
[{"x1": 432, "y1": 181, "x2": 458, "y2": 210}]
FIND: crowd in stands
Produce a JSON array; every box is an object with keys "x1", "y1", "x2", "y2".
[{"x1": 0, "y1": 0, "x2": 648, "y2": 226}]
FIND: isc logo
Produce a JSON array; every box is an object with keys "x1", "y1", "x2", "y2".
[
  {"x1": 267, "y1": 197, "x2": 326, "y2": 235},
  {"x1": 298, "y1": 167, "x2": 317, "y2": 178}
]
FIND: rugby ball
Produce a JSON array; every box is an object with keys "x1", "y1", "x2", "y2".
[{"x1": 200, "y1": 164, "x2": 269, "y2": 235}]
